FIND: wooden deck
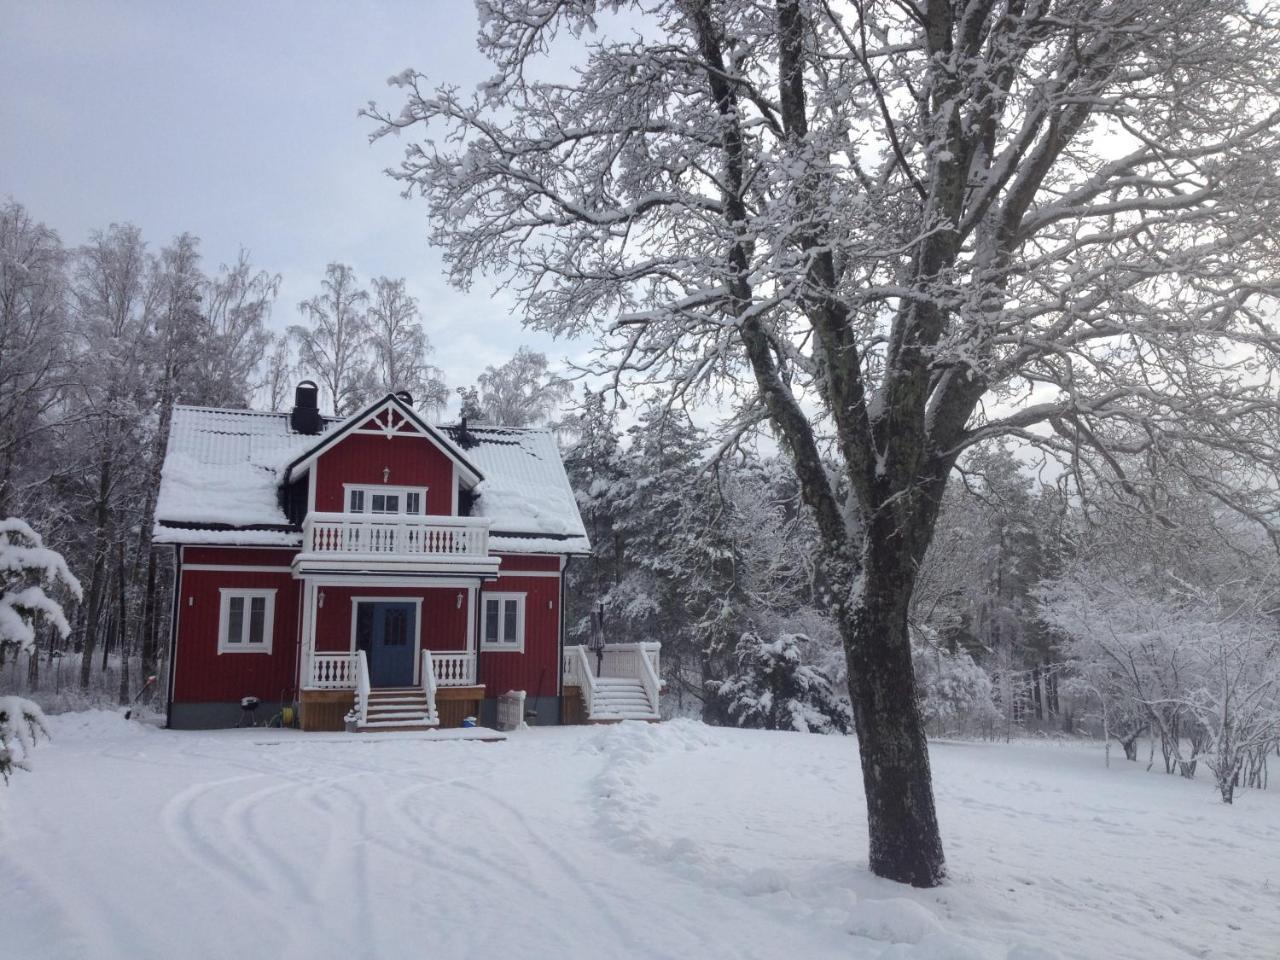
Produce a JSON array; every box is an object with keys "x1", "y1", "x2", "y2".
[{"x1": 299, "y1": 689, "x2": 354, "y2": 732}]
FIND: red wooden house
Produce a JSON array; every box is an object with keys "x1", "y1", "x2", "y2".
[{"x1": 155, "y1": 382, "x2": 661, "y2": 731}]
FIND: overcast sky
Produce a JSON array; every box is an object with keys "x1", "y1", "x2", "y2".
[{"x1": 0, "y1": 1, "x2": 586, "y2": 410}]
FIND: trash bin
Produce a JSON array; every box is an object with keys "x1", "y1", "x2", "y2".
[{"x1": 496, "y1": 690, "x2": 527, "y2": 731}]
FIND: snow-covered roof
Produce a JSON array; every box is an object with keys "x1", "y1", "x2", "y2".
[
  {"x1": 445, "y1": 424, "x2": 589, "y2": 548},
  {"x1": 154, "y1": 402, "x2": 590, "y2": 555}
]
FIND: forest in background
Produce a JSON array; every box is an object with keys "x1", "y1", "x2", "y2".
[{"x1": 3, "y1": 194, "x2": 1278, "y2": 806}]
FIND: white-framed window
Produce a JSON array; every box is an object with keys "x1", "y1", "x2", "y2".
[
  {"x1": 481, "y1": 593, "x2": 525, "y2": 652},
  {"x1": 345, "y1": 484, "x2": 427, "y2": 515},
  {"x1": 218, "y1": 588, "x2": 276, "y2": 654}
]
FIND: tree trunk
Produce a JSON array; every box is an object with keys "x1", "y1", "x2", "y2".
[
  {"x1": 1122, "y1": 734, "x2": 1140, "y2": 762},
  {"x1": 139, "y1": 549, "x2": 160, "y2": 690},
  {"x1": 79, "y1": 458, "x2": 113, "y2": 690},
  {"x1": 117, "y1": 539, "x2": 130, "y2": 705},
  {"x1": 841, "y1": 555, "x2": 945, "y2": 888},
  {"x1": 133, "y1": 384, "x2": 175, "y2": 689}
]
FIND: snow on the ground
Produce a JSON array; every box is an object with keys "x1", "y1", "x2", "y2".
[{"x1": 1, "y1": 714, "x2": 1277, "y2": 960}]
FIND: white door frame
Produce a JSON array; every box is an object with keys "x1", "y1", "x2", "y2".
[{"x1": 350, "y1": 595, "x2": 425, "y2": 686}]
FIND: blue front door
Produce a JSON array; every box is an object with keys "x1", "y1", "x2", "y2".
[{"x1": 358, "y1": 602, "x2": 416, "y2": 687}]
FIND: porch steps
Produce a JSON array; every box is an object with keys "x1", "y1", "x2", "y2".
[
  {"x1": 588, "y1": 678, "x2": 659, "y2": 722},
  {"x1": 359, "y1": 687, "x2": 438, "y2": 731}
]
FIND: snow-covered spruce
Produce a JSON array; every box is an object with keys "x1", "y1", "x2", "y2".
[
  {"x1": 0, "y1": 696, "x2": 48, "y2": 782},
  {"x1": 0, "y1": 517, "x2": 81, "y2": 659},
  {"x1": 708, "y1": 631, "x2": 852, "y2": 735}
]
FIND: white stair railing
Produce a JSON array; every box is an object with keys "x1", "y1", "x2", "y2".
[
  {"x1": 573, "y1": 645, "x2": 599, "y2": 719},
  {"x1": 637, "y1": 645, "x2": 661, "y2": 717},
  {"x1": 355, "y1": 650, "x2": 371, "y2": 727},
  {"x1": 421, "y1": 650, "x2": 439, "y2": 722}
]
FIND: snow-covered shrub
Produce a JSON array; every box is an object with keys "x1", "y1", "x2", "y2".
[
  {"x1": 911, "y1": 628, "x2": 998, "y2": 735},
  {"x1": 0, "y1": 695, "x2": 48, "y2": 781},
  {"x1": 707, "y1": 631, "x2": 852, "y2": 734},
  {"x1": 0, "y1": 519, "x2": 77, "y2": 780},
  {"x1": 0, "y1": 517, "x2": 82, "y2": 659}
]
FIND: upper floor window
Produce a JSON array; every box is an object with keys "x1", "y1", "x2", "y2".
[
  {"x1": 218, "y1": 589, "x2": 275, "y2": 654},
  {"x1": 345, "y1": 485, "x2": 427, "y2": 515}
]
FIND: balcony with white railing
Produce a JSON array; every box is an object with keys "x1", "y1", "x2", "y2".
[{"x1": 295, "y1": 512, "x2": 498, "y2": 574}]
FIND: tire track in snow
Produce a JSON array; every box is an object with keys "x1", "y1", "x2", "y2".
[{"x1": 160, "y1": 774, "x2": 269, "y2": 892}]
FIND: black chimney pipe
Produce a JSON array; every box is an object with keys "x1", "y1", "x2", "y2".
[{"x1": 290, "y1": 380, "x2": 322, "y2": 434}]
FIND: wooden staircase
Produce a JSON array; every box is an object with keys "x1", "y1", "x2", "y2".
[
  {"x1": 358, "y1": 687, "x2": 438, "y2": 731},
  {"x1": 587, "y1": 677, "x2": 659, "y2": 722}
]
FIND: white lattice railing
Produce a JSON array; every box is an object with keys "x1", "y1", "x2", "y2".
[
  {"x1": 309, "y1": 652, "x2": 358, "y2": 689},
  {"x1": 429, "y1": 651, "x2": 477, "y2": 686},
  {"x1": 355, "y1": 650, "x2": 371, "y2": 727},
  {"x1": 302, "y1": 512, "x2": 490, "y2": 557}
]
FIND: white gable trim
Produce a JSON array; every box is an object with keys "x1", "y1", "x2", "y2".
[{"x1": 285, "y1": 394, "x2": 482, "y2": 487}]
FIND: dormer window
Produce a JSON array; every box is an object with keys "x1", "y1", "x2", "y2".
[{"x1": 345, "y1": 484, "x2": 427, "y2": 515}]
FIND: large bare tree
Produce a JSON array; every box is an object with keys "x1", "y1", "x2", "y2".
[{"x1": 366, "y1": 0, "x2": 1280, "y2": 885}]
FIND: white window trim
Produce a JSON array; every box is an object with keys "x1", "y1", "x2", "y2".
[
  {"x1": 218, "y1": 588, "x2": 276, "y2": 654},
  {"x1": 343, "y1": 483, "x2": 428, "y2": 515},
  {"x1": 481, "y1": 592, "x2": 526, "y2": 653}
]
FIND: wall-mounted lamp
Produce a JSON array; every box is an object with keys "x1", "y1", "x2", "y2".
[
  {"x1": 383, "y1": 466, "x2": 391, "y2": 483},
  {"x1": 456, "y1": 592, "x2": 464, "y2": 610},
  {"x1": 318, "y1": 591, "x2": 326, "y2": 609},
  {"x1": 188, "y1": 597, "x2": 193, "y2": 607}
]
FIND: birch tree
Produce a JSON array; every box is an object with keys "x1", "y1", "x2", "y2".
[
  {"x1": 365, "y1": 275, "x2": 449, "y2": 417},
  {"x1": 291, "y1": 262, "x2": 370, "y2": 415},
  {"x1": 192, "y1": 250, "x2": 279, "y2": 408},
  {"x1": 69, "y1": 224, "x2": 153, "y2": 691},
  {"x1": 473, "y1": 346, "x2": 571, "y2": 428},
  {"x1": 367, "y1": 0, "x2": 1280, "y2": 885},
  {"x1": 0, "y1": 202, "x2": 72, "y2": 518}
]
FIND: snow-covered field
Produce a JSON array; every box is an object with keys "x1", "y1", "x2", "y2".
[{"x1": 2, "y1": 714, "x2": 1276, "y2": 960}]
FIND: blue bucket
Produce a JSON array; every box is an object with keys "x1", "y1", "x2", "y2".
[{"x1": 462, "y1": 716, "x2": 477, "y2": 728}]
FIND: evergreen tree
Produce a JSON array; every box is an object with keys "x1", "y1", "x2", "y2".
[{"x1": 707, "y1": 631, "x2": 852, "y2": 734}]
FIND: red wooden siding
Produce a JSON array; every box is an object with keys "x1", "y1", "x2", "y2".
[
  {"x1": 172, "y1": 567, "x2": 300, "y2": 703},
  {"x1": 494, "y1": 553, "x2": 562, "y2": 572},
  {"x1": 313, "y1": 585, "x2": 469, "y2": 653},
  {"x1": 312, "y1": 433, "x2": 455, "y2": 515},
  {"x1": 182, "y1": 547, "x2": 297, "y2": 567},
  {"x1": 479, "y1": 573, "x2": 561, "y2": 698}
]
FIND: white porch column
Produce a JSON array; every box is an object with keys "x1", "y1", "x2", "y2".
[
  {"x1": 466, "y1": 584, "x2": 477, "y2": 653},
  {"x1": 299, "y1": 578, "x2": 318, "y2": 688}
]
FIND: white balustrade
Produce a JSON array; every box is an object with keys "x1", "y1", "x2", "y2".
[
  {"x1": 303, "y1": 512, "x2": 490, "y2": 558},
  {"x1": 429, "y1": 651, "x2": 477, "y2": 686},
  {"x1": 309, "y1": 652, "x2": 358, "y2": 689}
]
